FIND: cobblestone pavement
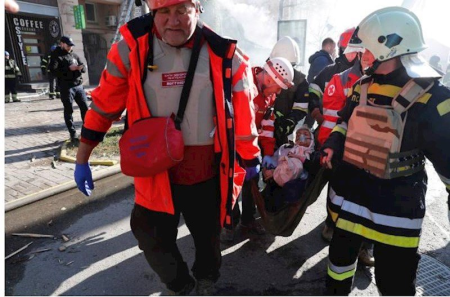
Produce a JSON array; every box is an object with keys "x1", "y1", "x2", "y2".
[{"x1": 4, "y1": 90, "x2": 118, "y2": 206}]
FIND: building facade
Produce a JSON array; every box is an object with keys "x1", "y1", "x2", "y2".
[{"x1": 5, "y1": 0, "x2": 128, "y2": 87}]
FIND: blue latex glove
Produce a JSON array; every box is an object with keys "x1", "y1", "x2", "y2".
[
  {"x1": 262, "y1": 155, "x2": 277, "y2": 169},
  {"x1": 245, "y1": 164, "x2": 261, "y2": 181},
  {"x1": 74, "y1": 162, "x2": 94, "y2": 196}
]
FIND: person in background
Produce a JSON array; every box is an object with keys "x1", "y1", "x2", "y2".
[
  {"x1": 308, "y1": 27, "x2": 357, "y2": 131},
  {"x1": 41, "y1": 44, "x2": 60, "y2": 99},
  {"x1": 48, "y1": 36, "x2": 89, "y2": 142},
  {"x1": 306, "y1": 27, "x2": 359, "y2": 243},
  {"x1": 221, "y1": 56, "x2": 294, "y2": 242},
  {"x1": 321, "y1": 7, "x2": 450, "y2": 295},
  {"x1": 5, "y1": 50, "x2": 22, "y2": 103},
  {"x1": 443, "y1": 64, "x2": 450, "y2": 88},
  {"x1": 317, "y1": 44, "x2": 376, "y2": 267},
  {"x1": 307, "y1": 37, "x2": 336, "y2": 83},
  {"x1": 73, "y1": 0, "x2": 261, "y2": 295},
  {"x1": 429, "y1": 54, "x2": 442, "y2": 73},
  {"x1": 269, "y1": 36, "x2": 310, "y2": 148}
]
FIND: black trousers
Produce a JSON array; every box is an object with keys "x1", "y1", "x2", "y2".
[
  {"x1": 229, "y1": 175, "x2": 258, "y2": 228},
  {"x1": 48, "y1": 72, "x2": 59, "y2": 97},
  {"x1": 59, "y1": 85, "x2": 88, "y2": 136},
  {"x1": 5, "y1": 78, "x2": 17, "y2": 95},
  {"x1": 326, "y1": 227, "x2": 420, "y2": 295},
  {"x1": 130, "y1": 177, "x2": 222, "y2": 292}
]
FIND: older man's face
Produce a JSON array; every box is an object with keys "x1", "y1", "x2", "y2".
[{"x1": 153, "y1": 2, "x2": 199, "y2": 47}]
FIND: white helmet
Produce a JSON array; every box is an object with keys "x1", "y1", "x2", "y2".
[
  {"x1": 270, "y1": 36, "x2": 300, "y2": 65},
  {"x1": 263, "y1": 57, "x2": 294, "y2": 90},
  {"x1": 348, "y1": 6, "x2": 426, "y2": 62}
]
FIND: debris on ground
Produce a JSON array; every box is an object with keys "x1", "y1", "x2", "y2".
[
  {"x1": 12, "y1": 233, "x2": 55, "y2": 239},
  {"x1": 5, "y1": 241, "x2": 33, "y2": 260}
]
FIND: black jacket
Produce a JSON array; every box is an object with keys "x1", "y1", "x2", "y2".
[
  {"x1": 308, "y1": 55, "x2": 356, "y2": 113},
  {"x1": 49, "y1": 47, "x2": 86, "y2": 88},
  {"x1": 307, "y1": 49, "x2": 334, "y2": 82}
]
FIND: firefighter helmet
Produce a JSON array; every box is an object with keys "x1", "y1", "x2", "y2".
[
  {"x1": 5, "y1": 51, "x2": 9, "y2": 56},
  {"x1": 263, "y1": 57, "x2": 294, "y2": 90},
  {"x1": 148, "y1": 0, "x2": 198, "y2": 10},
  {"x1": 338, "y1": 27, "x2": 356, "y2": 49},
  {"x1": 347, "y1": 6, "x2": 426, "y2": 61},
  {"x1": 270, "y1": 36, "x2": 300, "y2": 65}
]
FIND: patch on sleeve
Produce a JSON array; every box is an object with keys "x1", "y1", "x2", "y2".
[{"x1": 437, "y1": 99, "x2": 450, "y2": 116}]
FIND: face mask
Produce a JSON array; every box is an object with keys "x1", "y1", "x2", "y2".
[{"x1": 299, "y1": 134, "x2": 308, "y2": 142}]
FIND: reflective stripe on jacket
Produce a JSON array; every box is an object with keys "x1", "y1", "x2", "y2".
[
  {"x1": 5, "y1": 58, "x2": 21, "y2": 78},
  {"x1": 322, "y1": 66, "x2": 450, "y2": 247},
  {"x1": 252, "y1": 67, "x2": 276, "y2": 157},
  {"x1": 81, "y1": 15, "x2": 260, "y2": 227}
]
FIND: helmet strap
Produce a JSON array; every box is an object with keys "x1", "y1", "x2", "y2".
[{"x1": 364, "y1": 60, "x2": 381, "y2": 76}]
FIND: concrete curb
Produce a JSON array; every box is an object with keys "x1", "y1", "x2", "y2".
[
  {"x1": 59, "y1": 140, "x2": 119, "y2": 166},
  {"x1": 5, "y1": 165, "x2": 122, "y2": 212}
]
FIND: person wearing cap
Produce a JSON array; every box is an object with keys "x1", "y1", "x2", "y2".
[
  {"x1": 73, "y1": 0, "x2": 261, "y2": 295},
  {"x1": 321, "y1": 7, "x2": 450, "y2": 295},
  {"x1": 48, "y1": 36, "x2": 88, "y2": 142},
  {"x1": 5, "y1": 50, "x2": 22, "y2": 103},
  {"x1": 41, "y1": 44, "x2": 60, "y2": 99},
  {"x1": 221, "y1": 56, "x2": 295, "y2": 241}
]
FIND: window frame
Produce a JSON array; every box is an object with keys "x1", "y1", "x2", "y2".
[{"x1": 85, "y1": 2, "x2": 97, "y2": 23}]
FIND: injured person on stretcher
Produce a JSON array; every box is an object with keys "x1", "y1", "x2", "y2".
[{"x1": 261, "y1": 125, "x2": 316, "y2": 211}]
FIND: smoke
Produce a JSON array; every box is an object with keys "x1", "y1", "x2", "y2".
[{"x1": 201, "y1": 0, "x2": 276, "y2": 66}]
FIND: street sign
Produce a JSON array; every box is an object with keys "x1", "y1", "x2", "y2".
[
  {"x1": 74, "y1": 5, "x2": 86, "y2": 29},
  {"x1": 278, "y1": 20, "x2": 307, "y2": 66}
]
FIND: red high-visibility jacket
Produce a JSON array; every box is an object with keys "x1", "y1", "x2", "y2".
[
  {"x1": 252, "y1": 67, "x2": 276, "y2": 156},
  {"x1": 318, "y1": 63, "x2": 362, "y2": 146},
  {"x1": 81, "y1": 16, "x2": 260, "y2": 227}
]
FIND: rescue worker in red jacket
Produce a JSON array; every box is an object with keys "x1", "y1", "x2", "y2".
[
  {"x1": 307, "y1": 27, "x2": 359, "y2": 244},
  {"x1": 73, "y1": 0, "x2": 261, "y2": 295},
  {"x1": 222, "y1": 57, "x2": 294, "y2": 241},
  {"x1": 321, "y1": 7, "x2": 450, "y2": 295},
  {"x1": 318, "y1": 46, "x2": 376, "y2": 267},
  {"x1": 308, "y1": 27, "x2": 357, "y2": 131}
]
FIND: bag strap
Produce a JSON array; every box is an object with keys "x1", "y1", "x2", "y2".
[
  {"x1": 392, "y1": 78, "x2": 435, "y2": 114},
  {"x1": 174, "y1": 25, "x2": 203, "y2": 129}
]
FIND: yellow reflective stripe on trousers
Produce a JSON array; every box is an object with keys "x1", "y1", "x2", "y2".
[
  {"x1": 327, "y1": 262, "x2": 356, "y2": 281},
  {"x1": 336, "y1": 219, "x2": 420, "y2": 248}
]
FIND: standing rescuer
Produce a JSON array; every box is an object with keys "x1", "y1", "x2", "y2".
[
  {"x1": 5, "y1": 50, "x2": 22, "y2": 103},
  {"x1": 49, "y1": 36, "x2": 89, "y2": 142},
  {"x1": 321, "y1": 6, "x2": 450, "y2": 295},
  {"x1": 41, "y1": 44, "x2": 61, "y2": 99},
  {"x1": 73, "y1": 0, "x2": 261, "y2": 295}
]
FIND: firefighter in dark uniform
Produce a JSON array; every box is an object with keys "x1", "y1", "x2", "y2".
[
  {"x1": 321, "y1": 7, "x2": 450, "y2": 295},
  {"x1": 269, "y1": 36, "x2": 310, "y2": 148},
  {"x1": 5, "y1": 51, "x2": 22, "y2": 103},
  {"x1": 48, "y1": 36, "x2": 89, "y2": 141},
  {"x1": 41, "y1": 45, "x2": 60, "y2": 99}
]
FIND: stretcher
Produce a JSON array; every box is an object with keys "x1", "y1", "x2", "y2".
[{"x1": 251, "y1": 151, "x2": 331, "y2": 237}]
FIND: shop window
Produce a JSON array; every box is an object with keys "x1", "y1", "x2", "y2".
[
  {"x1": 85, "y1": 2, "x2": 97, "y2": 22},
  {"x1": 26, "y1": 56, "x2": 41, "y2": 67},
  {"x1": 29, "y1": 67, "x2": 44, "y2": 81}
]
